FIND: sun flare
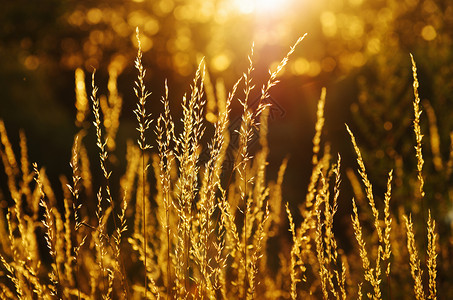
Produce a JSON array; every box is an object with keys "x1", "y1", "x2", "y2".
[{"x1": 234, "y1": 0, "x2": 289, "y2": 15}]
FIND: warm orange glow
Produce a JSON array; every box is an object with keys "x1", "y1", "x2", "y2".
[
  {"x1": 234, "y1": 0, "x2": 291, "y2": 15},
  {"x1": 54, "y1": 0, "x2": 450, "y2": 77}
]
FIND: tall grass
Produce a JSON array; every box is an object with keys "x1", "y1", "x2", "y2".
[{"x1": 0, "y1": 31, "x2": 445, "y2": 299}]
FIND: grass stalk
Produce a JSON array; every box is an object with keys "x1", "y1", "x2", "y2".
[
  {"x1": 133, "y1": 28, "x2": 153, "y2": 298},
  {"x1": 1, "y1": 30, "x2": 451, "y2": 299}
]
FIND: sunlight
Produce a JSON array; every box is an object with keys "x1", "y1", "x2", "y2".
[{"x1": 234, "y1": 0, "x2": 289, "y2": 15}]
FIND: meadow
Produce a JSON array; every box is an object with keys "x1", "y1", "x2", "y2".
[{"x1": 0, "y1": 29, "x2": 449, "y2": 299}]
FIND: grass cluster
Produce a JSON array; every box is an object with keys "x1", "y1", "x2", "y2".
[{"x1": 0, "y1": 30, "x2": 444, "y2": 299}]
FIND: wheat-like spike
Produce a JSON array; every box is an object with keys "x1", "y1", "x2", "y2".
[
  {"x1": 404, "y1": 214, "x2": 425, "y2": 300},
  {"x1": 410, "y1": 54, "x2": 425, "y2": 200},
  {"x1": 151, "y1": 152, "x2": 172, "y2": 297},
  {"x1": 247, "y1": 201, "x2": 270, "y2": 299},
  {"x1": 91, "y1": 68, "x2": 126, "y2": 296},
  {"x1": 195, "y1": 77, "x2": 240, "y2": 297},
  {"x1": 68, "y1": 135, "x2": 88, "y2": 300},
  {"x1": 351, "y1": 198, "x2": 382, "y2": 299},
  {"x1": 304, "y1": 146, "x2": 331, "y2": 211},
  {"x1": 104, "y1": 268, "x2": 114, "y2": 300},
  {"x1": 23, "y1": 262, "x2": 47, "y2": 299},
  {"x1": 427, "y1": 211, "x2": 437, "y2": 300},
  {"x1": 5, "y1": 210, "x2": 27, "y2": 299},
  {"x1": 53, "y1": 199, "x2": 65, "y2": 292},
  {"x1": 235, "y1": 42, "x2": 255, "y2": 186},
  {"x1": 7, "y1": 30, "x2": 452, "y2": 300},
  {"x1": 94, "y1": 187, "x2": 107, "y2": 295},
  {"x1": 346, "y1": 125, "x2": 388, "y2": 297},
  {"x1": 69, "y1": 136, "x2": 82, "y2": 230},
  {"x1": 73, "y1": 235, "x2": 87, "y2": 300},
  {"x1": 9, "y1": 182, "x2": 31, "y2": 275},
  {"x1": 232, "y1": 43, "x2": 258, "y2": 299},
  {"x1": 293, "y1": 160, "x2": 328, "y2": 296},
  {"x1": 113, "y1": 191, "x2": 129, "y2": 299},
  {"x1": 255, "y1": 109, "x2": 277, "y2": 279},
  {"x1": 156, "y1": 79, "x2": 175, "y2": 298},
  {"x1": 247, "y1": 118, "x2": 271, "y2": 295},
  {"x1": 218, "y1": 190, "x2": 242, "y2": 296},
  {"x1": 337, "y1": 256, "x2": 347, "y2": 300},
  {"x1": 286, "y1": 203, "x2": 302, "y2": 300},
  {"x1": 346, "y1": 124, "x2": 383, "y2": 244},
  {"x1": 358, "y1": 282, "x2": 363, "y2": 300},
  {"x1": 91, "y1": 70, "x2": 110, "y2": 180},
  {"x1": 316, "y1": 167, "x2": 341, "y2": 300},
  {"x1": 173, "y1": 58, "x2": 206, "y2": 296},
  {"x1": 316, "y1": 204, "x2": 329, "y2": 300},
  {"x1": 212, "y1": 219, "x2": 228, "y2": 297},
  {"x1": 330, "y1": 156, "x2": 345, "y2": 298},
  {"x1": 347, "y1": 124, "x2": 388, "y2": 298},
  {"x1": 326, "y1": 155, "x2": 341, "y2": 265},
  {"x1": 133, "y1": 28, "x2": 153, "y2": 152},
  {"x1": 0, "y1": 253, "x2": 24, "y2": 299},
  {"x1": 259, "y1": 34, "x2": 307, "y2": 106},
  {"x1": 383, "y1": 170, "x2": 393, "y2": 276},
  {"x1": 34, "y1": 163, "x2": 62, "y2": 298},
  {"x1": 11, "y1": 223, "x2": 38, "y2": 298},
  {"x1": 93, "y1": 188, "x2": 117, "y2": 298},
  {"x1": 63, "y1": 195, "x2": 74, "y2": 287},
  {"x1": 133, "y1": 27, "x2": 153, "y2": 299},
  {"x1": 224, "y1": 38, "x2": 306, "y2": 297}
]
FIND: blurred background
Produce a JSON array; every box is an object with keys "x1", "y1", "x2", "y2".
[{"x1": 1, "y1": 0, "x2": 453, "y2": 253}]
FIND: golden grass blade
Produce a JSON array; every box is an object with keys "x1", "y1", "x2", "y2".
[
  {"x1": 410, "y1": 54, "x2": 425, "y2": 201},
  {"x1": 134, "y1": 27, "x2": 154, "y2": 299},
  {"x1": 427, "y1": 211, "x2": 437, "y2": 300},
  {"x1": 404, "y1": 214, "x2": 425, "y2": 300}
]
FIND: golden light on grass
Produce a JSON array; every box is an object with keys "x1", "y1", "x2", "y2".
[{"x1": 0, "y1": 12, "x2": 448, "y2": 297}]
